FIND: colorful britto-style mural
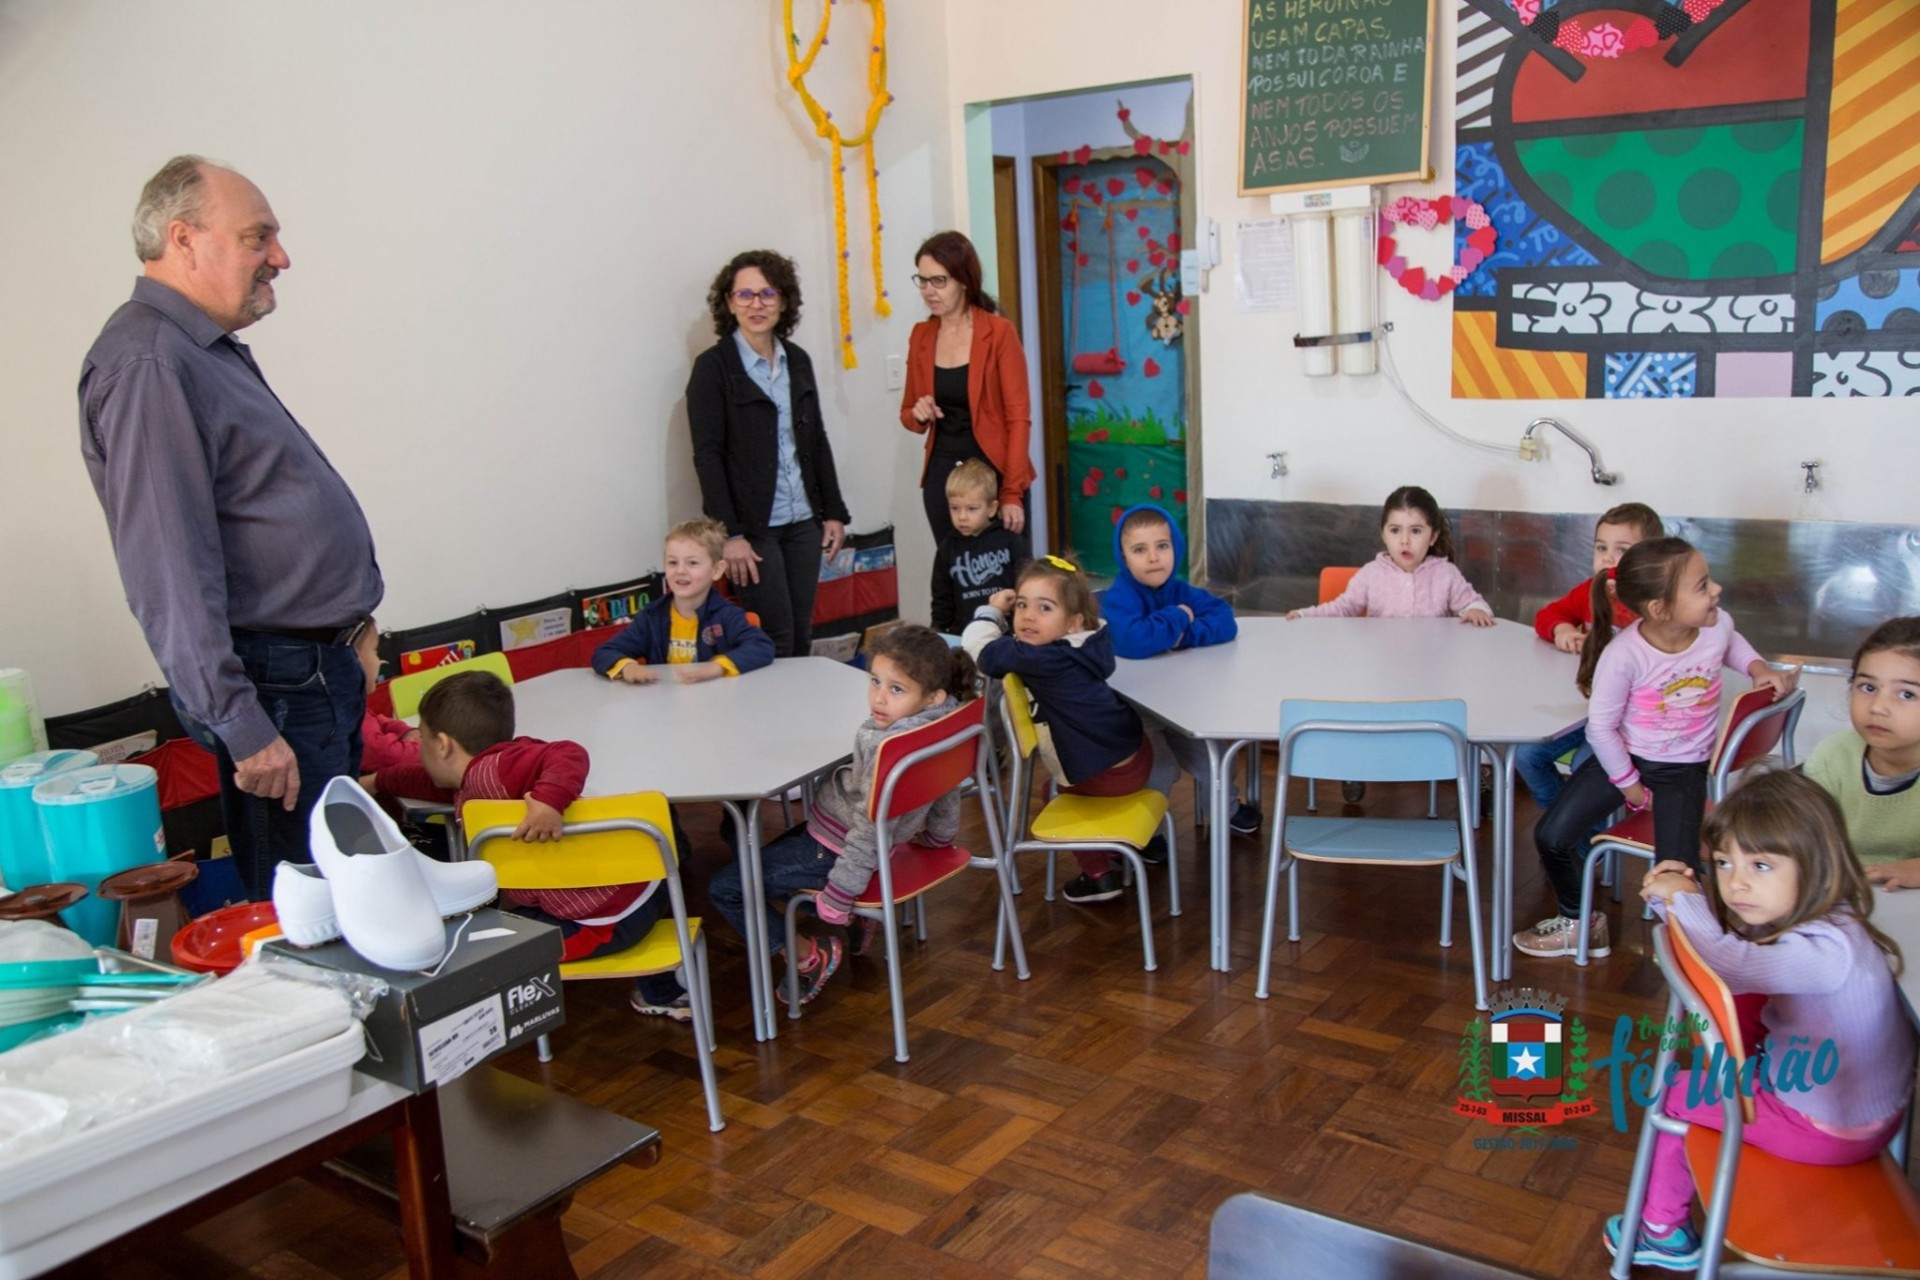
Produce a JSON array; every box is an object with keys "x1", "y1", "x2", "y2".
[
  {"x1": 1058, "y1": 154, "x2": 1189, "y2": 577},
  {"x1": 1451, "y1": 0, "x2": 1920, "y2": 399}
]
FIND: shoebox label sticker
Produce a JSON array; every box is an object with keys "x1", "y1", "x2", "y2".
[{"x1": 420, "y1": 993, "x2": 507, "y2": 1086}]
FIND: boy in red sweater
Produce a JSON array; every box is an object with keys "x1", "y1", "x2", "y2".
[
  {"x1": 364, "y1": 671, "x2": 689, "y2": 1020},
  {"x1": 1519, "y1": 503, "x2": 1663, "y2": 808}
]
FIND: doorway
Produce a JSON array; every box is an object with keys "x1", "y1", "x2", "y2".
[{"x1": 977, "y1": 77, "x2": 1198, "y2": 573}]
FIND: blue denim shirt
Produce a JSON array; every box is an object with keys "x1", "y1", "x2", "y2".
[{"x1": 732, "y1": 330, "x2": 812, "y2": 526}]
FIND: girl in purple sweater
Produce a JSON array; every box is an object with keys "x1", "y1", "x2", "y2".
[
  {"x1": 1286, "y1": 485, "x2": 1495, "y2": 625},
  {"x1": 1612, "y1": 769, "x2": 1913, "y2": 1272},
  {"x1": 1519, "y1": 537, "x2": 1796, "y2": 960}
]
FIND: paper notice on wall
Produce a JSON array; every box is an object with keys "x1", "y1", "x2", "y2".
[{"x1": 1235, "y1": 218, "x2": 1296, "y2": 311}]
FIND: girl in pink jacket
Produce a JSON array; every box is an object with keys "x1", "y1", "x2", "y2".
[{"x1": 1287, "y1": 486, "x2": 1495, "y2": 625}]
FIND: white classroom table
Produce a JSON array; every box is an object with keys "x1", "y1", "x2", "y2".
[
  {"x1": 510, "y1": 660, "x2": 870, "y2": 1041},
  {"x1": 1110, "y1": 616, "x2": 1591, "y2": 984},
  {"x1": 1875, "y1": 888, "x2": 1920, "y2": 1017}
]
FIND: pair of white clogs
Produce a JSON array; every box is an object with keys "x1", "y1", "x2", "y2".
[{"x1": 271, "y1": 777, "x2": 497, "y2": 971}]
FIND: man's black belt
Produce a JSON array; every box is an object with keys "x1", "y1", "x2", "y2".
[{"x1": 235, "y1": 620, "x2": 367, "y2": 647}]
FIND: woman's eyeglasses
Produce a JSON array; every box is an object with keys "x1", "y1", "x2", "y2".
[
  {"x1": 911, "y1": 273, "x2": 951, "y2": 290},
  {"x1": 731, "y1": 288, "x2": 781, "y2": 306}
]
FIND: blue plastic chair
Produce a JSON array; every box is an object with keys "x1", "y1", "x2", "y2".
[{"x1": 1255, "y1": 699, "x2": 1486, "y2": 1011}]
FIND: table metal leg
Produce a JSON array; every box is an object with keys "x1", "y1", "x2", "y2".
[
  {"x1": 1491, "y1": 744, "x2": 1518, "y2": 984},
  {"x1": 1204, "y1": 739, "x2": 1252, "y2": 971},
  {"x1": 722, "y1": 798, "x2": 775, "y2": 1042}
]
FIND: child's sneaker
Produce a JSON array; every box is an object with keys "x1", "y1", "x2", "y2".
[
  {"x1": 779, "y1": 935, "x2": 844, "y2": 1006},
  {"x1": 1061, "y1": 869, "x2": 1125, "y2": 904},
  {"x1": 1136, "y1": 833, "x2": 1169, "y2": 865},
  {"x1": 629, "y1": 989, "x2": 692, "y2": 1022},
  {"x1": 1512, "y1": 912, "x2": 1610, "y2": 959},
  {"x1": 1603, "y1": 1215, "x2": 1703, "y2": 1271},
  {"x1": 1229, "y1": 802, "x2": 1262, "y2": 837}
]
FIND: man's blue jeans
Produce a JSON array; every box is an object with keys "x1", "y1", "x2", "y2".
[{"x1": 174, "y1": 631, "x2": 365, "y2": 901}]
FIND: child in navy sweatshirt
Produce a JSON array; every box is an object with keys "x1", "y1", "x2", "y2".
[
  {"x1": 930, "y1": 459, "x2": 1025, "y2": 633},
  {"x1": 592, "y1": 518, "x2": 775, "y2": 682},
  {"x1": 964, "y1": 555, "x2": 1158, "y2": 904},
  {"x1": 1101, "y1": 504, "x2": 1260, "y2": 836}
]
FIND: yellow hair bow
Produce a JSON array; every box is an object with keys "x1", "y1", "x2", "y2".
[{"x1": 1042, "y1": 554, "x2": 1079, "y2": 573}]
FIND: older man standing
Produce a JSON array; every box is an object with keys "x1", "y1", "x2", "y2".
[{"x1": 79, "y1": 156, "x2": 383, "y2": 900}]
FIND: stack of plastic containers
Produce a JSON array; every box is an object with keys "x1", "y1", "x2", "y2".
[
  {"x1": 0, "y1": 670, "x2": 47, "y2": 767},
  {"x1": 31, "y1": 765, "x2": 165, "y2": 946},
  {"x1": 0, "y1": 751, "x2": 100, "y2": 892}
]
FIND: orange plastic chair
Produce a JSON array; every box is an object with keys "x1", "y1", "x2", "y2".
[
  {"x1": 1610, "y1": 920, "x2": 1920, "y2": 1279},
  {"x1": 1574, "y1": 687, "x2": 1805, "y2": 965},
  {"x1": 781, "y1": 696, "x2": 1029, "y2": 1061},
  {"x1": 1317, "y1": 566, "x2": 1359, "y2": 605}
]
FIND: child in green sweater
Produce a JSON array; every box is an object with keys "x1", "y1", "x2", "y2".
[{"x1": 1807, "y1": 617, "x2": 1920, "y2": 887}]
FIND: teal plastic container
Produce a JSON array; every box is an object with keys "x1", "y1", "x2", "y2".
[
  {"x1": 33, "y1": 764, "x2": 165, "y2": 945},
  {"x1": 0, "y1": 751, "x2": 100, "y2": 891}
]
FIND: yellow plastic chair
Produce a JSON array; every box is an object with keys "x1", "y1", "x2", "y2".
[
  {"x1": 388, "y1": 651, "x2": 514, "y2": 720},
  {"x1": 997, "y1": 674, "x2": 1178, "y2": 970},
  {"x1": 1610, "y1": 920, "x2": 1920, "y2": 1278},
  {"x1": 464, "y1": 791, "x2": 723, "y2": 1132}
]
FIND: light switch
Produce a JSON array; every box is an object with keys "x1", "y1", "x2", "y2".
[{"x1": 885, "y1": 355, "x2": 905, "y2": 391}]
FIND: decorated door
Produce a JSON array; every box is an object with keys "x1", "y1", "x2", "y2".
[{"x1": 1056, "y1": 156, "x2": 1189, "y2": 577}]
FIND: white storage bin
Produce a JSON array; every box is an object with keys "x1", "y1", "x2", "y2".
[{"x1": 0, "y1": 1021, "x2": 365, "y2": 1251}]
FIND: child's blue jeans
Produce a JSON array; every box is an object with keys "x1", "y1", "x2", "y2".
[
  {"x1": 707, "y1": 825, "x2": 835, "y2": 956},
  {"x1": 1516, "y1": 726, "x2": 1590, "y2": 810}
]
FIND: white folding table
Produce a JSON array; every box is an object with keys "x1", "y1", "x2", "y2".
[
  {"x1": 510, "y1": 660, "x2": 869, "y2": 1041},
  {"x1": 1110, "y1": 617, "x2": 1591, "y2": 985}
]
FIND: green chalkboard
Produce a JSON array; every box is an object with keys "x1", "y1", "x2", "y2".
[{"x1": 1239, "y1": 0, "x2": 1436, "y2": 195}]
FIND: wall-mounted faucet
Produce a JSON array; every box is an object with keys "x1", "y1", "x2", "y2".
[
  {"x1": 1519, "y1": 417, "x2": 1620, "y2": 485},
  {"x1": 1267, "y1": 450, "x2": 1289, "y2": 479},
  {"x1": 1801, "y1": 459, "x2": 1822, "y2": 493}
]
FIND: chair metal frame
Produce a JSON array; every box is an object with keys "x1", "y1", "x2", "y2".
[
  {"x1": 781, "y1": 698, "x2": 1029, "y2": 1062},
  {"x1": 1256, "y1": 700, "x2": 1488, "y2": 1011},
  {"x1": 1575, "y1": 688, "x2": 1806, "y2": 966},
  {"x1": 996, "y1": 674, "x2": 1179, "y2": 972},
  {"x1": 466, "y1": 794, "x2": 724, "y2": 1132},
  {"x1": 1614, "y1": 922, "x2": 1920, "y2": 1279}
]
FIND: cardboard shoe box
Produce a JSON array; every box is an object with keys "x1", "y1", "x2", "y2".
[{"x1": 265, "y1": 908, "x2": 565, "y2": 1090}]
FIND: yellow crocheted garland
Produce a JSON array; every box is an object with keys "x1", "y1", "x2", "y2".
[{"x1": 784, "y1": 0, "x2": 892, "y2": 369}]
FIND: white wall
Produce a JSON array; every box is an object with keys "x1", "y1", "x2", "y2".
[
  {"x1": 0, "y1": 0, "x2": 954, "y2": 717},
  {"x1": 944, "y1": 1, "x2": 1911, "y2": 544}
]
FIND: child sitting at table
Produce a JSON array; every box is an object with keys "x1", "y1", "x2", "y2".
[
  {"x1": 1101, "y1": 502, "x2": 1259, "y2": 837},
  {"x1": 1518, "y1": 502, "x2": 1663, "y2": 809},
  {"x1": 1286, "y1": 484, "x2": 1494, "y2": 802},
  {"x1": 964, "y1": 555, "x2": 1160, "y2": 903},
  {"x1": 592, "y1": 517, "x2": 775, "y2": 683},
  {"x1": 1617, "y1": 770, "x2": 1912, "y2": 1271},
  {"x1": 706, "y1": 626, "x2": 978, "y2": 1004},
  {"x1": 365, "y1": 670, "x2": 690, "y2": 1020},
  {"x1": 930, "y1": 459, "x2": 1025, "y2": 634},
  {"x1": 1807, "y1": 616, "x2": 1920, "y2": 888},
  {"x1": 1518, "y1": 537, "x2": 1797, "y2": 961},
  {"x1": 353, "y1": 621, "x2": 419, "y2": 773}
]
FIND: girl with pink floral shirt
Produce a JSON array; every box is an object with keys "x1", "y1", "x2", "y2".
[{"x1": 1287, "y1": 485, "x2": 1495, "y2": 625}]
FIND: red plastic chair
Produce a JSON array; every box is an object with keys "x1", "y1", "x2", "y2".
[
  {"x1": 782, "y1": 697, "x2": 1029, "y2": 1061},
  {"x1": 1610, "y1": 919, "x2": 1920, "y2": 1279},
  {"x1": 1317, "y1": 566, "x2": 1360, "y2": 605},
  {"x1": 1575, "y1": 687, "x2": 1805, "y2": 965}
]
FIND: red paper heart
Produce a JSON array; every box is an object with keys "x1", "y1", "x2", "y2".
[
  {"x1": 1117, "y1": 108, "x2": 1131, "y2": 121},
  {"x1": 1469, "y1": 225, "x2": 1497, "y2": 254},
  {"x1": 1088, "y1": 189, "x2": 1103, "y2": 205},
  {"x1": 1111, "y1": 506, "x2": 1126, "y2": 524},
  {"x1": 1087, "y1": 379, "x2": 1105, "y2": 399},
  {"x1": 1377, "y1": 235, "x2": 1394, "y2": 265},
  {"x1": 1061, "y1": 215, "x2": 1076, "y2": 230},
  {"x1": 1066, "y1": 237, "x2": 1077, "y2": 253},
  {"x1": 1136, "y1": 168, "x2": 1155, "y2": 188},
  {"x1": 1127, "y1": 291, "x2": 1141, "y2": 306},
  {"x1": 1137, "y1": 225, "x2": 1150, "y2": 239},
  {"x1": 1149, "y1": 251, "x2": 1164, "y2": 267},
  {"x1": 1174, "y1": 299, "x2": 1190, "y2": 315},
  {"x1": 1156, "y1": 179, "x2": 1173, "y2": 195},
  {"x1": 1073, "y1": 145, "x2": 1092, "y2": 165},
  {"x1": 1063, "y1": 177, "x2": 1081, "y2": 194},
  {"x1": 1174, "y1": 488, "x2": 1187, "y2": 503},
  {"x1": 1106, "y1": 177, "x2": 1125, "y2": 196},
  {"x1": 1081, "y1": 474, "x2": 1099, "y2": 498},
  {"x1": 1176, "y1": 140, "x2": 1191, "y2": 155},
  {"x1": 1143, "y1": 357, "x2": 1161, "y2": 378},
  {"x1": 1134, "y1": 137, "x2": 1152, "y2": 155},
  {"x1": 1077, "y1": 253, "x2": 1089, "y2": 267},
  {"x1": 1434, "y1": 195, "x2": 1453, "y2": 222},
  {"x1": 1124, "y1": 209, "x2": 1139, "y2": 222},
  {"x1": 1115, "y1": 467, "x2": 1127, "y2": 479},
  {"x1": 1157, "y1": 141, "x2": 1171, "y2": 154},
  {"x1": 1126, "y1": 258, "x2": 1139, "y2": 272},
  {"x1": 1087, "y1": 466, "x2": 1105, "y2": 483},
  {"x1": 1149, "y1": 485, "x2": 1163, "y2": 498},
  {"x1": 1057, "y1": 151, "x2": 1070, "y2": 164},
  {"x1": 1146, "y1": 240, "x2": 1161, "y2": 255},
  {"x1": 1400, "y1": 266, "x2": 1427, "y2": 295},
  {"x1": 1166, "y1": 233, "x2": 1181, "y2": 253}
]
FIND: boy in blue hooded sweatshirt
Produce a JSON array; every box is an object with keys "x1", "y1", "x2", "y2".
[{"x1": 1103, "y1": 504, "x2": 1260, "y2": 836}]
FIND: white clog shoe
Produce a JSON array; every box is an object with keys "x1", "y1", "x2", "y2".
[
  {"x1": 306, "y1": 777, "x2": 449, "y2": 971},
  {"x1": 273, "y1": 853, "x2": 497, "y2": 948}
]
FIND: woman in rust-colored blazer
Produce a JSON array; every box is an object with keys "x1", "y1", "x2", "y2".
[{"x1": 899, "y1": 230, "x2": 1034, "y2": 546}]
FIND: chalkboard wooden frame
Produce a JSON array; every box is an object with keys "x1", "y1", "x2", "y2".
[{"x1": 1238, "y1": 0, "x2": 1437, "y2": 196}]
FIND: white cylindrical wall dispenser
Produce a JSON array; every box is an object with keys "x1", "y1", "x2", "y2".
[
  {"x1": 1289, "y1": 212, "x2": 1335, "y2": 377},
  {"x1": 1332, "y1": 207, "x2": 1378, "y2": 377}
]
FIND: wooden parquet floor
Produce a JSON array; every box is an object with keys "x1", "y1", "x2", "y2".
[{"x1": 86, "y1": 774, "x2": 1689, "y2": 1279}]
